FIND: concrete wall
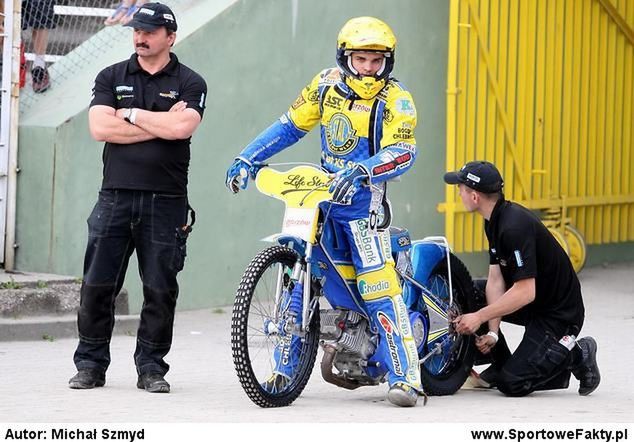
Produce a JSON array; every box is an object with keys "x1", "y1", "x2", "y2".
[{"x1": 15, "y1": 0, "x2": 633, "y2": 312}]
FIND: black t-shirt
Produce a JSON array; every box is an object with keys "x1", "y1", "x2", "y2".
[
  {"x1": 485, "y1": 198, "x2": 584, "y2": 332},
  {"x1": 90, "y1": 53, "x2": 207, "y2": 194}
]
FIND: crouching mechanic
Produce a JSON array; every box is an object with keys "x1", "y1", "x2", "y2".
[
  {"x1": 225, "y1": 17, "x2": 422, "y2": 406},
  {"x1": 445, "y1": 161, "x2": 600, "y2": 397}
]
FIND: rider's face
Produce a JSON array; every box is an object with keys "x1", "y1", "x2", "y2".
[{"x1": 350, "y1": 52, "x2": 385, "y2": 77}]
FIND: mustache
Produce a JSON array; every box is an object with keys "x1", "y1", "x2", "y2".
[{"x1": 136, "y1": 43, "x2": 150, "y2": 49}]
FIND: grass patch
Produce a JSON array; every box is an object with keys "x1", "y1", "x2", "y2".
[{"x1": 0, "y1": 278, "x2": 22, "y2": 290}]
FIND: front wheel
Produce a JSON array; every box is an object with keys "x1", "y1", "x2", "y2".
[
  {"x1": 231, "y1": 246, "x2": 320, "y2": 407},
  {"x1": 419, "y1": 253, "x2": 477, "y2": 395}
]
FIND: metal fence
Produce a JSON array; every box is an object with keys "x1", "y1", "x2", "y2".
[
  {"x1": 5, "y1": 0, "x2": 189, "y2": 112},
  {"x1": 22, "y1": 1, "x2": 136, "y2": 111}
]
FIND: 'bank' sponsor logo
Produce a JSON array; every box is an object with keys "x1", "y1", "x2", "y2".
[{"x1": 350, "y1": 219, "x2": 379, "y2": 267}]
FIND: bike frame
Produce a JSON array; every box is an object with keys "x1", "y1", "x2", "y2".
[{"x1": 255, "y1": 163, "x2": 456, "y2": 365}]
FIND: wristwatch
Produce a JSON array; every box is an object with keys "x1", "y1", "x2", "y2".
[{"x1": 123, "y1": 108, "x2": 137, "y2": 125}]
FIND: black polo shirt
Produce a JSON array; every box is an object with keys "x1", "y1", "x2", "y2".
[
  {"x1": 485, "y1": 198, "x2": 584, "y2": 332},
  {"x1": 90, "y1": 53, "x2": 207, "y2": 194}
]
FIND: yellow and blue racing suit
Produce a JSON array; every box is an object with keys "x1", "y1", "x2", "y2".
[{"x1": 238, "y1": 68, "x2": 421, "y2": 390}]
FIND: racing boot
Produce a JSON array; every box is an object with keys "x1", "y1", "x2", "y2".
[
  {"x1": 572, "y1": 336, "x2": 600, "y2": 396},
  {"x1": 387, "y1": 382, "x2": 418, "y2": 407},
  {"x1": 262, "y1": 373, "x2": 291, "y2": 393},
  {"x1": 363, "y1": 293, "x2": 422, "y2": 405}
]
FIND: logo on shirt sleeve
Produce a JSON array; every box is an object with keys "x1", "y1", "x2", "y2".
[{"x1": 514, "y1": 250, "x2": 524, "y2": 267}]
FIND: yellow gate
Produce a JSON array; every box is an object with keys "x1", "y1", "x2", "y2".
[{"x1": 439, "y1": 0, "x2": 634, "y2": 270}]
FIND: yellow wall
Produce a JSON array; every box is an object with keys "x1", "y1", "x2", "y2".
[{"x1": 441, "y1": 0, "x2": 634, "y2": 253}]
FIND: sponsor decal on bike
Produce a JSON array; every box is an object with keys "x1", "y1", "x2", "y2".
[
  {"x1": 283, "y1": 174, "x2": 328, "y2": 192},
  {"x1": 285, "y1": 218, "x2": 311, "y2": 227},
  {"x1": 326, "y1": 113, "x2": 359, "y2": 155},
  {"x1": 350, "y1": 219, "x2": 380, "y2": 267},
  {"x1": 377, "y1": 311, "x2": 404, "y2": 377},
  {"x1": 397, "y1": 236, "x2": 411, "y2": 247}
]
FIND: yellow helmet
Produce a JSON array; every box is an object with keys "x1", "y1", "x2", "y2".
[{"x1": 336, "y1": 17, "x2": 397, "y2": 99}]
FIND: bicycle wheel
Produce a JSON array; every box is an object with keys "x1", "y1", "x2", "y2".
[
  {"x1": 419, "y1": 253, "x2": 477, "y2": 395},
  {"x1": 564, "y1": 225, "x2": 587, "y2": 273},
  {"x1": 231, "y1": 245, "x2": 320, "y2": 407}
]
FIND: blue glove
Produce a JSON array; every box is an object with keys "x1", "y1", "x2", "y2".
[
  {"x1": 225, "y1": 158, "x2": 253, "y2": 194},
  {"x1": 329, "y1": 165, "x2": 369, "y2": 204}
]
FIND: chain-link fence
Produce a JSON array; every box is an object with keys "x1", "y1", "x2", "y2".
[{"x1": 9, "y1": 0, "x2": 189, "y2": 112}]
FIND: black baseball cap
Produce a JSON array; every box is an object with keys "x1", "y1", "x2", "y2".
[
  {"x1": 443, "y1": 161, "x2": 504, "y2": 193},
  {"x1": 123, "y1": 2, "x2": 178, "y2": 32}
]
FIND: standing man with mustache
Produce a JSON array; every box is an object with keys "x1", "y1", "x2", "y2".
[{"x1": 69, "y1": 2, "x2": 207, "y2": 393}]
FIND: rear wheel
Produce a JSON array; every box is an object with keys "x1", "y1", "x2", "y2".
[
  {"x1": 419, "y1": 253, "x2": 477, "y2": 395},
  {"x1": 231, "y1": 246, "x2": 320, "y2": 407}
]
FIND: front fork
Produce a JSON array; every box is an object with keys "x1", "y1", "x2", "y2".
[{"x1": 269, "y1": 243, "x2": 317, "y2": 337}]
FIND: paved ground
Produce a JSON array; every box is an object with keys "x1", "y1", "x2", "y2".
[{"x1": 1, "y1": 262, "x2": 632, "y2": 423}]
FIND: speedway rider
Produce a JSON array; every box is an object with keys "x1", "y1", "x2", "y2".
[{"x1": 225, "y1": 17, "x2": 422, "y2": 406}]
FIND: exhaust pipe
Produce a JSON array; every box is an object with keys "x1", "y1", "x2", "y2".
[{"x1": 320, "y1": 345, "x2": 362, "y2": 390}]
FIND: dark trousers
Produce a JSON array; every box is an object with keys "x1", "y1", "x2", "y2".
[
  {"x1": 73, "y1": 190, "x2": 189, "y2": 376},
  {"x1": 474, "y1": 280, "x2": 580, "y2": 397}
]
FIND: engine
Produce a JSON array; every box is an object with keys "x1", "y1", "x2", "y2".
[{"x1": 319, "y1": 309, "x2": 379, "y2": 386}]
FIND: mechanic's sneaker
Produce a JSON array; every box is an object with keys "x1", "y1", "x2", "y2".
[
  {"x1": 137, "y1": 373, "x2": 170, "y2": 393},
  {"x1": 387, "y1": 382, "x2": 418, "y2": 407},
  {"x1": 31, "y1": 67, "x2": 50, "y2": 93},
  {"x1": 261, "y1": 373, "x2": 290, "y2": 393},
  {"x1": 68, "y1": 369, "x2": 105, "y2": 389},
  {"x1": 572, "y1": 337, "x2": 600, "y2": 396}
]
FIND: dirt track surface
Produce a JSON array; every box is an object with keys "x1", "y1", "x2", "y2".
[{"x1": 1, "y1": 262, "x2": 632, "y2": 423}]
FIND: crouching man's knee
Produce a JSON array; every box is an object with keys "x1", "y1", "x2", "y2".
[{"x1": 497, "y1": 373, "x2": 533, "y2": 397}]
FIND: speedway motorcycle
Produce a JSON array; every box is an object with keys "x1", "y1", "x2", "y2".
[{"x1": 231, "y1": 163, "x2": 478, "y2": 407}]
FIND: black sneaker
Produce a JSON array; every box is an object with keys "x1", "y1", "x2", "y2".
[
  {"x1": 69, "y1": 368, "x2": 105, "y2": 389},
  {"x1": 137, "y1": 373, "x2": 170, "y2": 393},
  {"x1": 572, "y1": 337, "x2": 600, "y2": 396},
  {"x1": 31, "y1": 66, "x2": 50, "y2": 93}
]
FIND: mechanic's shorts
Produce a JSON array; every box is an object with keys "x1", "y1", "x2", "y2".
[{"x1": 21, "y1": 0, "x2": 57, "y2": 30}]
